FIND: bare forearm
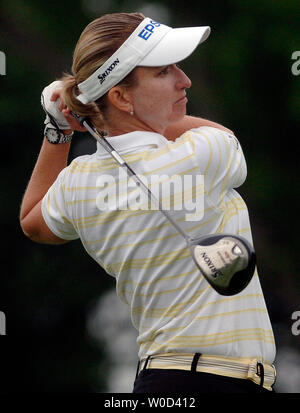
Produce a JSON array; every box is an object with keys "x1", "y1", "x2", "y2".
[
  {"x1": 20, "y1": 138, "x2": 71, "y2": 221},
  {"x1": 165, "y1": 115, "x2": 234, "y2": 141}
]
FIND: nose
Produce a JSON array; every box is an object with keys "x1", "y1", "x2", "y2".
[{"x1": 175, "y1": 65, "x2": 192, "y2": 90}]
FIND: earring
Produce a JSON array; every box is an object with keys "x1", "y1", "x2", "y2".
[{"x1": 130, "y1": 107, "x2": 134, "y2": 116}]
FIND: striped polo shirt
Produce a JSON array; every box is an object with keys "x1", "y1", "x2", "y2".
[{"x1": 41, "y1": 126, "x2": 276, "y2": 364}]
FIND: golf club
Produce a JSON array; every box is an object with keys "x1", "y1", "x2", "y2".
[{"x1": 71, "y1": 112, "x2": 256, "y2": 295}]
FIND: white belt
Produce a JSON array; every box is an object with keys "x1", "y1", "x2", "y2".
[{"x1": 138, "y1": 353, "x2": 276, "y2": 391}]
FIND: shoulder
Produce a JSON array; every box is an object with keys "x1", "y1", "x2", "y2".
[
  {"x1": 64, "y1": 152, "x2": 99, "y2": 175},
  {"x1": 180, "y1": 126, "x2": 241, "y2": 152},
  {"x1": 189, "y1": 126, "x2": 236, "y2": 140},
  {"x1": 169, "y1": 126, "x2": 233, "y2": 150}
]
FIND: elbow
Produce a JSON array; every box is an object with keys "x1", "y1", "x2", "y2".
[
  {"x1": 19, "y1": 206, "x2": 37, "y2": 242},
  {"x1": 20, "y1": 215, "x2": 69, "y2": 245},
  {"x1": 20, "y1": 214, "x2": 30, "y2": 238},
  {"x1": 20, "y1": 216, "x2": 42, "y2": 243},
  {"x1": 20, "y1": 201, "x2": 68, "y2": 245}
]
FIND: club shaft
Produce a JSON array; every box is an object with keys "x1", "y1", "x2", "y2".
[{"x1": 82, "y1": 120, "x2": 191, "y2": 244}]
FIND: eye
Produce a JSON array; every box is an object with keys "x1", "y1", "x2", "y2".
[{"x1": 158, "y1": 66, "x2": 170, "y2": 75}]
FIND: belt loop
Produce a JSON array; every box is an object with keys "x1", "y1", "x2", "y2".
[
  {"x1": 136, "y1": 355, "x2": 151, "y2": 379},
  {"x1": 143, "y1": 355, "x2": 151, "y2": 371},
  {"x1": 135, "y1": 360, "x2": 140, "y2": 380},
  {"x1": 256, "y1": 361, "x2": 264, "y2": 388},
  {"x1": 191, "y1": 353, "x2": 202, "y2": 373}
]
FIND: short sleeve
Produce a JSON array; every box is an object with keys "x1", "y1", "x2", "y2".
[
  {"x1": 189, "y1": 126, "x2": 247, "y2": 206},
  {"x1": 41, "y1": 168, "x2": 79, "y2": 240}
]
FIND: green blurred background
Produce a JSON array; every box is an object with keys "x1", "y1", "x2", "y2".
[{"x1": 1, "y1": 0, "x2": 299, "y2": 392}]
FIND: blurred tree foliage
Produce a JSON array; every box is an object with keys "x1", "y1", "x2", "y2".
[{"x1": 0, "y1": 0, "x2": 299, "y2": 392}]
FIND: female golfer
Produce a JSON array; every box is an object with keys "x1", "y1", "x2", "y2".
[{"x1": 20, "y1": 12, "x2": 276, "y2": 393}]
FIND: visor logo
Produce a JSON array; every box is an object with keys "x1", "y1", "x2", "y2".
[
  {"x1": 138, "y1": 20, "x2": 161, "y2": 40},
  {"x1": 98, "y1": 58, "x2": 120, "y2": 84}
]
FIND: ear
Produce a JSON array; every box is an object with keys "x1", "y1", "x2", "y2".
[{"x1": 107, "y1": 86, "x2": 133, "y2": 114}]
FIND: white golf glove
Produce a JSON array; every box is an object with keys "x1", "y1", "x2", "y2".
[{"x1": 41, "y1": 80, "x2": 71, "y2": 130}]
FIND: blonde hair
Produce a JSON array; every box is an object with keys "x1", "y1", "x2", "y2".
[{"x1": 62, "y1": 12, "x2": 145, "y2": 133}]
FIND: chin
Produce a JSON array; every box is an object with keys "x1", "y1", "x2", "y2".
[{"x1": 172, "y1": 110, "x2": 186, "y2": 123}]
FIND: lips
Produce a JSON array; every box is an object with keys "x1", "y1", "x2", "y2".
[{"x1": 175, "y1": 95, "x2": 188, "y2": 104}]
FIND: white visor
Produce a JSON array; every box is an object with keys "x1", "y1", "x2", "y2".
[{"x1": 77, "y1": 17, "x2": 211, "y2": 104}]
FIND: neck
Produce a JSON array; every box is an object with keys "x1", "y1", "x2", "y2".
[
  {"x1": 106, "y1": 110, "x2": 166, "y2": 137},
  {"x1": 108, "y1": 123, "x2": 163, "y2": 137}
]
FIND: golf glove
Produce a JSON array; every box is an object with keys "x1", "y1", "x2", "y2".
[{"x1": 41, "y1": 80, "x2": 71, "y2": 130}]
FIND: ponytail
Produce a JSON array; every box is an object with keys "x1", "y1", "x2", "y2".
[
  {"x1": 61, "y1": 73, "x2": 107, "y2": 133},
  {"x1": 60, "y1": 13, "x2": 144, "y2": 135}
]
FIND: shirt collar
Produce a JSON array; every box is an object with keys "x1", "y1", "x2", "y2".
[{"x1": 96, "y1": 131, "x2": 168, "y2": 158}]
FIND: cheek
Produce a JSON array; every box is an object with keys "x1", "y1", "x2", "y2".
[
  {"x1": 135, "y1": 93, "x2": 170, "y2": 119},
  {"x1": 132, "y1": 80, "x2": 177, "y2": 124}
]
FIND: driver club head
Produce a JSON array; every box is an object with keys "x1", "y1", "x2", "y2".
[{"x1": 189, "y1": 234, "x2": 256, "y2": 296}]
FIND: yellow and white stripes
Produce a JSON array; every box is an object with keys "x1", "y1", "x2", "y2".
[{"x1": 41, "y1": 127, "x2": 276, "y2": 364}]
